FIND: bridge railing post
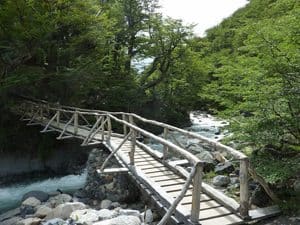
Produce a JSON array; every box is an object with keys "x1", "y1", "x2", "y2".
[
  {"x1": 74, "y1": 110, "x2": 79, "y2": 134},
  {"x1": 129, "y1": 115, "x2": 136, "y2": 165},
  {"x1": 56, "y1": 110, "x2": 60, "y2": 126},
  {"x1": 163, "y1": 128, "x2": 169, "y2": 160},
  {"x1": 239, "y1": 158, "x2": 249, "y2": 218},
  {"x1": 190, "y1": 163, "x2": 203, "y2": 224},
  {"x1": 107, "y1": 115, "x2": 112, "y2": 142},
  {"x1": 122, "y1": 114, "x2": 127, "y2": 136}
]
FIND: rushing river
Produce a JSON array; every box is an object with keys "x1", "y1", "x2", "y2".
[
  {"x1": 0, "y1": 170, "x2": 87, "y2": 213},
  {"x1": 0, "y1": 111, "x2": 228, "y2": 214}
]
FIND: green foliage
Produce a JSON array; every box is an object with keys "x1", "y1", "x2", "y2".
[
  {"x1": 199, "y1": 0, "x2": 300, "y2": 150},
  {"x1": 251, "y1": 151, "x2": 300, "y2": 184}
]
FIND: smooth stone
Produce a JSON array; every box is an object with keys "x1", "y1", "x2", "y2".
[
  {"x1": 93, "y1": 215, "x2": 141, "y2": 225},
  {"x1": 100, "y1": 199, "x2": 112, "y2": 209},
  {"x1": 195, "y1": 151, "x2": 215, "y2": 171},
  {"x1": 49, "y1": 194, "x2": 72, "y2": 208},
  {"x1": 35, "y1": 205, "x2": 52, "y2": 218},
  {"x1": 230, "y1": 177, "x2": 240, "y2": 185},
  {"x1": 46, "y1": 202, "x2": 87, "y2": 220},
  {"x1": 212, "y1": 175, "x2": 230, "y2": 187},
  {"x1": 98, "y1": 209, "x2": 117, "y2": 220},
  {"x1": 22, "y1": 191, "x2": 49, "y2": 202},
  {"x1": 16, "y1": 217, "x2": 42, "y2": 225},
  {"x1": 140, "y1": 209, "x2": 153, "y2": 224},
  {"x1": 20, "y1": 205, "x2": 35, "y2": 217},
  {"x1": 293, "y1": 179, "x2": 300, "y2": 193},
  {"x1": 215, "y1": 162, "x2": 235, "y2": 175},
  {"x1": 118, "y1": 209, "x2": 140, "y2": 217},
  {"x1": 70, "y1": 209, "x2": 103, "y2": 225},
  {"x1": 109, "y1": 202, "x2": 120, "y2": 209},
  {"x1": 22, "y1": 197, "x2": 41, "y2": 208},
  {"x1": 42, "y1": 218, "x2": 65, "y2": 225}
]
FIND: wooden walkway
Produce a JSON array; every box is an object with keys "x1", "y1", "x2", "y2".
[{"x1": 17, "y1": 99, "x2": 280, "y2": 225}]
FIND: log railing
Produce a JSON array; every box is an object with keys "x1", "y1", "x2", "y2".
[{"x1": 18, "y1": 99, "x2": 250, "y2": 221}]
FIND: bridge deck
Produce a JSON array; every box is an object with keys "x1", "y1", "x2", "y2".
[
  {"x1": 18, "y1": 99, "x2": 280, "y2": 225},
  {"x1": 37, "y1": 119, "x2": 244, "y2": 225}
]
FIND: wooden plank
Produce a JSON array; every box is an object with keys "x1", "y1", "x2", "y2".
[
  {"x1": 137, "y1": 163, "x2": 165, "y2": 170},
  {"x1": 168, "y1": 189, "x2": 193, "y2": 198},
  {"x1": 179, "y1": 205, "x2": 232, "y2": 219},
  {"x1": 180, "y1": 199, "x2": 221, "y2": 210},
  {"x1": 151, "y1": 174, "x2": 180, "y2": 182},
  {"x1": 147, "y1": 171, "x2": 176, "y2": 178},
  {"x1": 134, "y1": 159, "x2": 157, "y2": 164},
  {"x1": 199, "y1": 213, "x2": 243, "y2": 225},
  {"x1": 179, "y1": 194, "x2": 211, "y2": 205},
  {"x1": 249, "y1": 205, "x2": 281, "y2": 220},
  {"x1": 143, "y1": 167, "x2": 170, "y2": 174},
  {"x1": 156, "y1": 178, "x2": 185, "y2": 187},
  {"x1": 97, "y1": 168, "x2": 129, "y2": 174},
  {"x1": 163, "y1": 184, "x2": 192, "y2": 193}
]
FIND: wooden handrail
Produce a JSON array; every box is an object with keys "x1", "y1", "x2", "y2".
[{"x1": 20, "y1": 99, "x2": 250, "y2": 218}]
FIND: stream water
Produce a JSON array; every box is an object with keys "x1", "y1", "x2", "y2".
[{"x1": 0, "y1": 111, "x2": 228, "y2": 214}]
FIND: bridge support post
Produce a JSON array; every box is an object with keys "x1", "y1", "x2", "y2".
[
  {"x1": 107, "y1": 116, "x2": 112, "y2": 142},
  {"x1": 56, "y1": 110, "x2": 60, "y2": 126},
  {"x1": 163, "y1": 128, "x2": 169, "y2": 160},
  {"x1": 74, "y1": 111, "x2": 79, "y2": 134},
  {"x1": 240, "y1": 158, "x2": 250, "y2": 219},
  {"x1": 122, "y1": 114, "x2": 127, "y2": 136},
  {"x1": 190, "y1": 163, "x2": 203, "y2": 224},
  {"x1": 129, "y1": 115, "x2": 136, "y2": 165}
]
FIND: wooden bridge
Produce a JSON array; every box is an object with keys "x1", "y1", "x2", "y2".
[{"x1": 17, "y1": 98, "x2": 280, "y2": 225}]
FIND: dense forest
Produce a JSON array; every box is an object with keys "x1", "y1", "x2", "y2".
[{"x1": 0, "y1": 0, "x2": 299, "y2": 212}]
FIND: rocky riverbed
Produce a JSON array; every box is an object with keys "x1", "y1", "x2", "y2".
[{"x1": 0, "y1": 190, "x2": 159, "y2": 225}]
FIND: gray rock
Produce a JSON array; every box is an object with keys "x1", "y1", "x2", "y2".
[
  {"x1": 293, "y1": 179, "x2": 300, "y2": 193},
  {"x1": 100, "y1": 199, "x2": 112, "y2": 209},
  {"x1": 70, "y1": 209, "x2": 103, "y2": 225},
  {"x1": 16, "y1": 217, "x2": 42, "y2": 225},
  {"x1": 93, "y1": 215, "x2": 141, "y2": 225},
  {"x1": 109, "y1": 202, "x2": 120, "y2": 209},
  {"x1": 49, "y1": 194, "x2": 72, "y2": 208},
  {"x1": 22, "y1": 191, "x2": 49, "y2": 202},
  {"x1": 195, "y1": 151, "x2": 215, "y2": 172},
  {"x1": 42, "y1": 218, "x2": 65, "y2": 225},
  {"x1": 0, "y1": 207, "x2": 20, "y2": 222},
  {"x1": 119, "y1": 209, "x2": 140, "y2": 217},
  {"x1": 140, "y1": 209, "x2": 153, "y2": 224},
  {"x1": 230, "y1": 177, "x2": 240, "y2": 185},
  {"x1": 20, "y1": 205, "x2": 36, "y2": 217},
  {"x1": 1, "y1": 216, "x2": 22, "y2": 225},
  {"x1": 215, "y1": 162, "x2": 235, "y2": 175},
  {"x1": 35, "y1": 205, "x2": 52, "y2": 218},
  {"x1": 212, "y1": 175, "x2": 230, "y2": 187},
  {"x1": 46, "y1": 202, "x2": 87, "y2": 220},
  {"x1": 22, "y1": 197, "x2": 41, "y2": 208},
  {"x1": 98, "y1": 209, "x2": 117, "y2": 220}
]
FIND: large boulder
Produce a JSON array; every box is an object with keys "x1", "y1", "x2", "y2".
[
  {"x1": 100, "y1": 199, "x2": 112, "y2": 209},
  {"x1": 70, "y1": 209, "x2": 104, "y2": 225},
  {"x1": 93, "y1": 215, "x2": 141, "y2": 225},
  {"x1": 22, "y1": 197, "x2": 41, "y2": 208},
  {"x1": 97, "y1": 209, "x2": 118, "y2": 220},
  {"x1": 49, "y1": 194, "x2": 72, "y2": 208},
  {"x1": 45, "y1": 202, "x2": 87, "y2": 220},
  {"x1": 212, "y1": 175, "x2": 230, "y2": 187},
  {"x1": 215, "y1": 162, "x2": 235, "y2": 175},
  {"x1": 22, "y1": 191, "x2": 49, "y2": 202},
  {"x1": 35, "y1": 205, "x2": 53, "y2": 218},
  {"x1": 195, "y1": 151, "x2": 215, "y2": 172},
  {"x1": 16, "y1": 217, "x2": 42, "y2": 225}
]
